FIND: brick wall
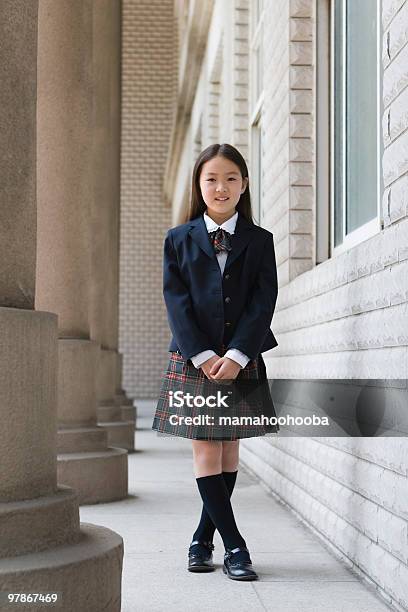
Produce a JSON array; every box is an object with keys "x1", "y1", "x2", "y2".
[
  {"x1": 241, "y1": 1, "x2": 408, "y2": 609},
  {"x1": 231, "y1": 0, "x2": 250, "y2": 154},
  {"x1": 119, "y1": 0, "x2": 174, "y2": 397},
  {"x1": 262, "y1": 0, "x2": 315, "y2": 284},
  {"x1": 383, "y1": 0, "x2": 408, "y2": 224}
]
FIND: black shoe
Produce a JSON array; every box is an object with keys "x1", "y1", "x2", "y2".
[
  {"x1": 188, "y1": 540, "x2": 215, "y2": 572},
  {"x1": 223, "y1": 547, "x2": 259, "y2": 581}
]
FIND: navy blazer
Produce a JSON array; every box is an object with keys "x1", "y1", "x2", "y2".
[{"x1": 163, "y1": 212, "x2": 279, "y2": 362}]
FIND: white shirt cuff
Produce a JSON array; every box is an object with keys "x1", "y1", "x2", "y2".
[
  {"x1": 190, "y1": 350, "x2": 217, "y2": 369},
  {"x1": 224, "y1": 349, "x2": 250, "y2": 369}
]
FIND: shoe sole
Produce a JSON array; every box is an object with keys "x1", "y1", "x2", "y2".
[
  {"x1": 188, "y1": 565, "x2": 216, "y2": 573},
  {"x1": 222, "y1": 565, "x2": 258, "y2": 581}
]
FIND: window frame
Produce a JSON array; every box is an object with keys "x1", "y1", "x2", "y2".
[{"x1": 329, "y1": 0, "x2": 382, "y2": 257}]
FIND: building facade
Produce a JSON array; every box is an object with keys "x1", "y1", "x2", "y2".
[{"x1": 119, "y1": 0, "x2": 408, "y2": 609}]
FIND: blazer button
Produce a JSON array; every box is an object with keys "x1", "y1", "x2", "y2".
[
  {"x1": 224, "y1": 297, "x2": 231, "y2": 304},
  {"x1": 225, "y1": 321, "x2": 231, "y2": 327},
  {"x1": 224, "y1": 274, "x2": 230, "y2": 280}
]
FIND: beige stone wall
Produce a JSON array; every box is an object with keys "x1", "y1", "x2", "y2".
[
  {"x1": 262, "y1": 0, "x2": 315, "y2": 283},
  {"x1": 120, "y1": 0, "x2": 175, "y2": 397}
]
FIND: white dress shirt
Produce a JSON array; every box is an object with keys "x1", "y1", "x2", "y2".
[{"x1": 190, "y1": 211, "x2": 251, "y2": 370}]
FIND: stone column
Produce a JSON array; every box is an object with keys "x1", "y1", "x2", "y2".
[
  {"x1": 90, "y1": 0, "x2": 135, "y2": 451},
  {"x1": 0, "y1": 2, "x2": 123, "y2": 608},
  {"x1": 36, "y1": 0, "x2": 128, "y2": 503}
]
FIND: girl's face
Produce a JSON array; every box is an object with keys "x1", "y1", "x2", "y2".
[{"x1": 199, "y1": 155, "x2": 248, "y2": 222}]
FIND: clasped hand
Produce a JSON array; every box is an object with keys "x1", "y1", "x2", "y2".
[{"x1": 200, "y1": 355, "x2": 241, "y2": 382}]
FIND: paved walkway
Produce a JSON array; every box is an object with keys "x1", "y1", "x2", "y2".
[{"x1": 79, "y1": 401, "x2": 393, "y2": 612}]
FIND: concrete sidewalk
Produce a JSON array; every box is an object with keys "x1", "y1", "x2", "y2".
[{"x1": 79, "y1": 401, "x2": 393, "y2": 612}]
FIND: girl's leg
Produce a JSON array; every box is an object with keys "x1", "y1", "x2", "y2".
[
  {"x1": 192, "y1": 441, "x2": 239, "y2": 542},
  {"x1": 221, "y1": 440, "x2": 239, "y2": 472},
  {"x1": 192, "y1": 440, "x2": 223, "y2": 478},
  {"x1": 191, "y1": 440, "x2": 246, "y2": 551},
  {"x1": 191, "y1": 439, "x2": 240, "y2": 476}
]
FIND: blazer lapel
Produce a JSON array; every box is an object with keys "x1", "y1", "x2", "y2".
[
  {"x1": 224, "y1": 213, "x2": 255, "y2": 269},
  {"x1": 188, "y1": 212, "x2": 255, "y2": 267},
  {"x1": 188, "y1": 215, "x2": 217, "y2": 261}
]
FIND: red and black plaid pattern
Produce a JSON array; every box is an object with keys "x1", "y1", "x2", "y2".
[
  {"x1": 152, "y1": 348, "x2": 279, "y2": 441},
  {"x1": 208, "y1": 227, "x2": 232, "y2": 254}
]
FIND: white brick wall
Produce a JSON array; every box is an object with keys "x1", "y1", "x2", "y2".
[
  {"x1": 240, "y1": 436, "x2": 408, "y2": 609},
  {"x1": 383, "y1": 0, "x2": 408, "y2": 226},
  {"x1": 119, "y1": 0, "x2": 174, "y2": 397},
  {"x1": 231, "y1": 1, "x2": 249, "y2": 151},
  {"x1": 241, "y1": 1, "x2": 408, "y2": 610},
  {"x1": 262, "y1": 0, "x2": 315, "y2": 284}
]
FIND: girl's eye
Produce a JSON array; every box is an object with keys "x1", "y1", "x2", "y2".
[{"x1": 206, "y1": 178, "x2": 237, "y2": 181}]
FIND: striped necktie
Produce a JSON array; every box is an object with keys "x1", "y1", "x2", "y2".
[{"x1": 208, "y1": 227, "x2": 232, "y2": 254}]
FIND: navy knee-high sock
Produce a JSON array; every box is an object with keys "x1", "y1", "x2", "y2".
[
  {"x1": 195, "y1": 473, "x2": 246, "y2": 551},
  {"x1": 193, "y1": 470, "x2": 238, "y2": 543}
]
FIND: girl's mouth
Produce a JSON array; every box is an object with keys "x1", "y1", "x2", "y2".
[{"x1": 215, "y1": 197, "x2": 229, "y2": 201}]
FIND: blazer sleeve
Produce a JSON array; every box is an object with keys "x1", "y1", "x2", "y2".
[
  {"x1": 226, "y1": 233, "x2": 278, "y2": 360},
  {"x1": 163, "y1": 229, "x2": 211, "y2": 361}
]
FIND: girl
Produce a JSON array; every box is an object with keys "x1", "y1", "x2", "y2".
[{"x1": 152, "y1": 143, "x2": 279, "y2": 581}]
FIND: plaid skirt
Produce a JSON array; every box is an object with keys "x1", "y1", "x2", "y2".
[{"x1": 152, "y1": 349, "x2": 280, "y2": 441}]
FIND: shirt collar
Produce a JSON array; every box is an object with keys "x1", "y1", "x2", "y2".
[{"x1": 203, "y1": 210, "x2": 238, "y2": 234}]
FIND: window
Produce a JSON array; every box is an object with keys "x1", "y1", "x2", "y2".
[
  {"x1": 249, "y1": 0, "x2": 264, "y2": 224},
  {"x1": 331, "y1": 0, "x2": 381, "y2": 254}
]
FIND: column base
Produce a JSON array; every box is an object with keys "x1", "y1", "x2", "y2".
[
  {"x1": 97, "y1": 421, "x2": 135, "y2": 452},
  {"x1": 0, "y1": 523, "x2": 123, "y2": 612},
  {"x1": 57, "y1": 448, "x2": 128, "y2": 505},
  {"x1": 0, "y1": 486, "x2": 79, "y2": 558},
  {"x1": 97, "y1": 404, "x2": 136, "y2": 424},
  {"x1": 114, "y1": 391, "x2": 134, "y2": 407},
  {"x1": 56, "y1": 340, "x2": 129, "y2": 503},
  {"x1": 121, "y1": 405, "x2": 136, "y2": 422},
  {"x1": 57, "y1": 426, "x2": 108, "y2": 453}
]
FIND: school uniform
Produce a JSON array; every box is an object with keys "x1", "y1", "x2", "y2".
[{"x1": 152, "y1": 210, "x2": 280, "y2": 440}]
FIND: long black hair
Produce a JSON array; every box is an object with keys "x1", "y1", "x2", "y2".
[{"x1": 186, "y1": 143, "x2": 254, "y2": 223}]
